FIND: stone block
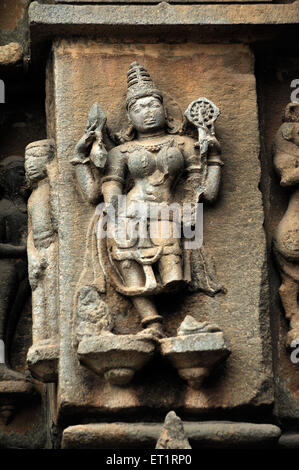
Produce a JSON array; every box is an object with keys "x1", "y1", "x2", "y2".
[
  {"x1": 46, "y1": 39, "x2": 273, "y2": 422},
  {"x1": 62, "y1": 421, "x2": 281, "y2": 449}
]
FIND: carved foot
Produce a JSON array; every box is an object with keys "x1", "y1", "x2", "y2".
[
  {"x1": 138, "y1": 323, "x2": 166, "y2": 341},
  {"x1": 160, "y1": 316, "x2": 230, "y2": 389},
  {"x1": 27, "y1": 339, "x2": 59, "y2": 383}
]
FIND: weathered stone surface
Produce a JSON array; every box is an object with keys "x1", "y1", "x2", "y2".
[
  {"x1": 55, "y1": 0, "x2": 272, "y2": 4},
  {"x1": 279, "y1": 433, "x2": 299, "y2": 449},
  {"x1": 155, "y1": 412, "x2": 191, "y2": 449},
  {"x1": 47, "y1": 39, "x2": 273, "y2": 421},
  {"x1": 29, "y1": 2, "x2": 299, "y2": 28},
  {"x1": 0, "y1": 1, "x2": 31, "y2": 59},
  {"x1": 0, "y1": 42, "x2": 22, "y2": 66},
  {"x1": 62, "y1": 421, "x2": 281, "y2": 449},
  {"x1": 0, "y1": 2, "x2": 29, "y2": 33}
]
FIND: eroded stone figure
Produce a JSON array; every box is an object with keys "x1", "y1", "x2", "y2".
[
  {"x1": 25, "y1": 140, "x2": 59, "y2": 382},
  {"x1": 0, "y1": 155, "x2": 30, "y2": 382},
  {"x1": 273, "y1": 102, "x2": 299, "y2": 346},
  {"x1": 71, "y1": 62, "x2": 230, "y2": 386}
]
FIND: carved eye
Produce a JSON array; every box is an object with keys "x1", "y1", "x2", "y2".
[{"x1": 131, "y1": 106, "x2": 140, "y2": 113}]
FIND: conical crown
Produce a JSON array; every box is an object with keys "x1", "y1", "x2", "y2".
[{"x1": 126, "y1": 62, "x2": 163, "y2": 109}]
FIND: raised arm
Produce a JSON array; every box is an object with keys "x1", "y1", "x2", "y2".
[{"x1": 71, "y1": 130, "x2": 103, "y2": 204}]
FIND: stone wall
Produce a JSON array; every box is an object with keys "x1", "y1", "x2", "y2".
[{"x1": 0, "y1": 0, "x2": 298, "y2": 449}]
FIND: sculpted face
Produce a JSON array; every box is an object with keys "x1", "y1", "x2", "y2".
[
  {"x1": 25, "y1": 154, "x2": 47, "y2": 183},
  {"x1": 128, "y1": 96, "x2": 166, "y2": 134}
]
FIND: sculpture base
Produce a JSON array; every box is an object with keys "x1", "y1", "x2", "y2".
[
  {"x1": 160, "y1": 331, "x2": 230, "y2": 389},
  {"x1": 77, "y1": 334, "x2": 156, "y2": 386},
  {"x1": 27, "y1": 340, "x2": 59, "y2": 383},
  {"x1": 0, "y1": 376, "x2": 36, "y2": 425}
]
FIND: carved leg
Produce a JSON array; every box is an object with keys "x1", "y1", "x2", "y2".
[
  {"x1": 28, "y1": 246, "x2": 59, "y2": 382},
  {"x1": 44, "y1": 243, "x2": 58, "y2": 340},
  {"x1": 0, "y1": 261, "x2": 28, "y2": 380},
  {"x1": 31, "y1": 283, "x2": 47, "y2": 345},
  {"x1": 279, "y1": 271, "x2": 299, "y2": 345},
  {"x1": 118, "y1": 259, "x2": 164, "y2": 338}
]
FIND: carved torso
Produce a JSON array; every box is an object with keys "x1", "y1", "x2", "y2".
[
  {"x1": 104, "y1": 134, "x2": 202, "y2": 209},
  {"x1": 0, "y1": 197, "x2": 27, "y2": 247},
  {"x1": 28, "y1": 180, "x2": 56, "y2": 248}
]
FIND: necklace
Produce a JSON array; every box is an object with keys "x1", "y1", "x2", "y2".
[{"x1": 131, "y1": 138, "x2": 174, "y2": 153}]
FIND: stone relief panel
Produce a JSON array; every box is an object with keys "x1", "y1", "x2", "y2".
[{"x1": 38, "y1": 40, "x2": 273, "y2": 421}]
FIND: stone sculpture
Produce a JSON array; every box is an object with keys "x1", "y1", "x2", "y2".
[
  {"x1": 25, "y1": 140, "x2": 59, "y2": 382},
  {"x1": 273, "y1": 102, "x2": 299, "y2": 347},
  {"x1": 0, "y1": 155, "x2": 34, "y2": 423},
  {"x1": 0, "y1": 155, "x2": 29, "y2": 378},
  {"x1": 71, "y1": 62, "x2": 230, "y2": 386}
]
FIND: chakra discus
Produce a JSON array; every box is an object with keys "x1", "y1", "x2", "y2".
[
  {"x1": 184, "y1": 97, "x2": 220, "y2": 153},
  {"x1": 185, "y1": 97, "x2": 220, "y2": 131}
]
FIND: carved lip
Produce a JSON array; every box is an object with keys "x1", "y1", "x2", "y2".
[{"x1": 143, "y1": 118, "x2": 156, "y2": 125}]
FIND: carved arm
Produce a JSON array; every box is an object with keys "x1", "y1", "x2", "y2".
[
  {"x1": 203, "y1": 136, "x2": 223, "y2": 203},
  {"x1": 71, "y1": 132, "x2": 102, "y2": 204}
]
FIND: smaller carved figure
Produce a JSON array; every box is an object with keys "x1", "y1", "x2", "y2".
[
  {"x1": 25, "y1": 140, "x2": 59, "y2": 382},
  {"x1": 0, "y1": 155, "x2": 30, "y2": 381},
  {"x1": 273, "y1": 102, "x2": 299, "y2": 346}
]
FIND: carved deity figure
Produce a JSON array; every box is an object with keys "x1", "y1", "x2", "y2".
[
  {"x1": 25, "y1": 140, "x2": 59, "y2": 382},
  {"x1": 0, "y1": 155, "x2": 30, "y2": 381},
  {"x1": 71, "y1": 63, "x2": 229, "y2": 386},
  {"x1": 273, "y1": 102, "x2": 299, "y2": 346},
  {"x1": 72, "y1": 62, "x2": 223, "y2": 338}
]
